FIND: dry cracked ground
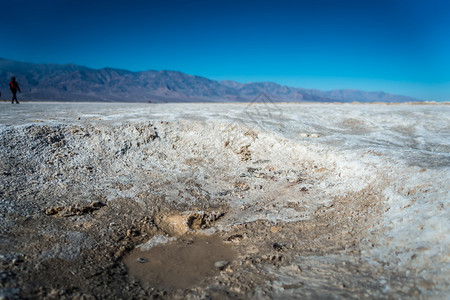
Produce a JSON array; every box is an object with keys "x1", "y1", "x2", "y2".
[{"x1": 0, "y1": 103, "x2": 448, "y2": 299}]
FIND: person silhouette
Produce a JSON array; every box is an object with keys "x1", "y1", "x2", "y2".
[{"x1": 9, "y1": 77, "x2": 21, "y2": 104}]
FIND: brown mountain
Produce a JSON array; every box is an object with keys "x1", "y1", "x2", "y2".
[{"x1": 0, "y1": 58, "x2": 419, "y2": 103}]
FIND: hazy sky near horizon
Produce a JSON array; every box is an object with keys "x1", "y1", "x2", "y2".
[{"x1": 1, "y1": 0, "x2": 449, "y2": 101}]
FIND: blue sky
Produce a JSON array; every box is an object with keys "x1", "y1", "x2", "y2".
[{"x1": 1, "y1": 0, "x2": 449, "y2": 101}]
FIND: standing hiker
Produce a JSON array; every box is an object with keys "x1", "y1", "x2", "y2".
[{"x1": 9, "y1": 77, "x2": 21, "y2": 104}]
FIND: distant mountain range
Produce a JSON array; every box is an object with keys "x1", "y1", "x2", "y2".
[{"x1": 0, "y1": 58, "x2": 420, "y2": 103}]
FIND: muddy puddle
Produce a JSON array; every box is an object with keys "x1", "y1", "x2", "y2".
[{"x1": 124, "y1": 235, "x2": 236, "y2": 290}]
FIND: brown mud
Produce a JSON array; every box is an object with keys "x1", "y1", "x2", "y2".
[{"x1": 124, "y1": 235, "x2": 236, "y2": 290}]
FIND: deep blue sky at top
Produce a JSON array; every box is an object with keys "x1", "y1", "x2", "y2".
[{"x1": 1, "y1": 0, "x2": 449, "y2": 101}]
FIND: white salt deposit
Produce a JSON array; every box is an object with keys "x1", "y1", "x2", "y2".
[
  {"x1": 1, "y1": 102, "x2": 448, "y2": 296},
  {"x1": 137, "y1": 235, "x2": 177, "y2": 251}
]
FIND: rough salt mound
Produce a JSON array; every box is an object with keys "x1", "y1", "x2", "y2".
[{"x1": 0, "y1": 102, "x2": 448, "y2": 299}]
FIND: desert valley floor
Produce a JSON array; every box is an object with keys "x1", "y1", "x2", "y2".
[{"x1": 0, "y1": 102, "x2": 449, "y2": 299}]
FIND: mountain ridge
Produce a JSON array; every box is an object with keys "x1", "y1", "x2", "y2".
[{"x1": 0, "y1": 58, "x2": 420, "y2": 103}]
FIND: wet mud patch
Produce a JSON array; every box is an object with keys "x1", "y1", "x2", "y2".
[
  {"x1": 124, "y1": 235, "x2": 236, "y2": 290},
  {"x1": 155, "y1": 210, "x2": 225, "y2": 236},
  {"x1": 44, "y1": 200, "x2": 105, "y2": 217}
]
